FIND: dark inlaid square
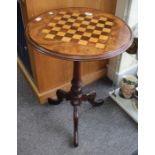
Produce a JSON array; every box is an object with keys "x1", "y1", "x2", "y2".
[
  {"x1": 60, "y1": 28, "x2": 67, "y2": 32},
  {"x1": 84, "y1": 18, "x2": 92, "y2": 21},
  {"x1": 101, "y1": 32, "x2": 109, "y2": 35},
  {"x1": 65, "y1": 33, "x2": 74, "y2": 38},
  {"x1": 89, "y1": 22, "x2": 96, "y2": 26},
  {"x1": 85, "y1": 29, "x2": 93, "y2": 33},
  {"x1": 81, "y1": 36, "x2": 90, "y2": 41},
  {"x1": 93, "y1": 16, "x2": 99, "y2": 19},
  {"x1": 55, "y1": 24, "x2": 63, "y2": 27},
  {"x1": 80, "y1": 24, "x2": 87, "y2": 28},
  {"x1": 67, "y1": 12, "x2": 72, "y2": 15},
  {"x1": 75, "y1": 20, "x2": 82, "y2": 23},
  {"x1": 71, "y1": 16, "x2": 78, "y2": 19},
  {"x1": 104, "y1": 25, "x2": 112, "y2": 28},
  {"x1": 50, "y1": 30, "x2": 57, "y2": 34},
  {"x1": 79, "y1": 14, "x2": 86, "y2": 17},
  {"x1": 54, "y1": 35, "x2": 63, "y2": 40},
  {"x1": 47, "y1": 26, "x2": 53, "y2": 29},
  {"x1": 91, "y1": 34, "x2": 100, "y2": 38},
  {"x1": 76, "y1": 31, "x2": 84, "y2": 35},
  {"x1": 95, "y1": 27, "x2": 103, "y2": 31},
  {"x1": 98, "y1": 20, "x2": 105, "y2": 24},
  {"x1": 66, "y1": 22, "x2": 73, "y2": 25},
  {"x1": 61, "y1": 17, "x2": 68, "y2": 21},
  {"x1": 70, "y1": 26, "x2": 78, "y2": 30}
]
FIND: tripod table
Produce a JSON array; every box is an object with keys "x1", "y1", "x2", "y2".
[{"x1": 26, "y1": 7, "x2": 133, "y2": 147}]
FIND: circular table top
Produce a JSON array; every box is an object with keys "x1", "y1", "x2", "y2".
[{"x1": 26, "y1": 7, "x2": 133, "y2": 61}]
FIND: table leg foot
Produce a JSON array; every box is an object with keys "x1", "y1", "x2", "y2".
[
  {"x1": 48, "y1": 89, "x2": 69, "y2": 105},
  {"x1": 81, "y1": 91, "x2": 104, "y2": 106},
  {"x1": 91, "y1": 98, "x2": 104, "y2": 106}
]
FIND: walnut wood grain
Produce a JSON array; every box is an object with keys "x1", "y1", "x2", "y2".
[
  {"x1": 26, "y1": 7, "x2": 133, "y2": 61},
  {"x1": 22, "y1": 1, "x2": 116, "y2": 96},
  {"x1": 24, "y1": 5, "x2": 133, "y2": 148}
]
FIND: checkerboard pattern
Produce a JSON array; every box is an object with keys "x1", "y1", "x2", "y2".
[{"x1": 41, "y1": 11, "x2": 114, "y2": 49}]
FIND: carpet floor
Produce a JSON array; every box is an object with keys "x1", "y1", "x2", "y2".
[{"x1": 17, "y1": 69, "x2": 138, "y2": 155}]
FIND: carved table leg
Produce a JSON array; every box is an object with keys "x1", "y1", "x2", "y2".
[
  {"x1": 81, "y1": 91, "x2": 104, "y2": 106},
  {"x1": 73, "y1": 105, "x2": 79, "y2": 147},
  {"x1": 48, "y1": 61, "x2": 104, "y2": 147},
  {"x1": 70, "y1": 61, "x2": 82, "y2": 147},
  {"x1": 48, "y1": 89, "x2": 69, "y2": 105}
]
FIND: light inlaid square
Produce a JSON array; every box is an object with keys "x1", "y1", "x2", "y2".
[
  {"x1": 58, "y1": 20, "x2": 66, "y2": 25},
  {"x1": 68, "y1": 18, "x2": 76, "y2": 22},
  {"x1": 72, "y1": 23, "x2": 81, "y2": 27},
  {"x1": 78, "y1": 40, "x2": 88, "y2": 45},
  {"x1": 42, "y1": 29, "x2": 50, "y2": 34},
  {"x1": 96, "y1": 23, "x2": 104, "y2": 28},
  {"x1": 99, "y1": 17, "x2": 107, "y2": 21},
  {"x1": 89, "y1": 38, "x2": 98, "y2": 43},
  {"x1": 87, "y1": 25, "x2": 95, "y2": 30},
  {"x1": 77, "y1": 17, "x2": 84, "y2": 20},
  {"x1": 83, "y1": 32, "x2": 92, "y2": 37},
  {"x1": 54, "y1": 16, "x2": 62, "y2": 20},
  {"x1": 48, "y1": 22, "x2": 56, "y2": 27},
  {"x1": 95, "y1": 43, "x2": 105, "y2": 49},
  {"x1": 45, "y1": 34, "x2": 55, "y2": 39},
  {"x1": 73, "y1": 34, "x2": 82, "y2": 40},
  {"x1": 82, "y1": 21, "x2": 90, "y2": 25},
  {"x1": 63, "y1": 25, "x2": 71, "y2": 29},
  {"x1": 67, "y1": 29, "x2": 76, "y2": 34},
  {"x1": 64, "y1": 14, "x2": 71, "y2": 18},
  {"x1": 77, "y1": 27, "x2": 86, "y2": 32},
  {"x1": 103, "y1": 28, "x2": 111, "y2": 33},
  {"x1": 99, "y1": 35, "x2": 108, "y2": 40},
  {"x1": 59, "y1": 11, "x2": 66, "y2": 14},
  {"x1": 72, "y1": 13, "x2": 80, "y2": 16},
  {"x1": 91, "y1": 19, "x2": 98, "y2": 23},
  {"x1": 105, "y1": 21, "x2": 113, "y2": 26},
  {"x1": 62, "y1": 37, "x2": 71, "y2": 42},
  {"x1": 57, "y1": 32, "x2": 66, "y2": 37},
  {"x1": 52, "y1": 27, "x2": 61, "y2": 31},
  {"x1": 85, "y1": 15, "x2": 93, "y2": 19},
  {"x1": 93, "y1": 30, "x2": 102, "y2": 35}
]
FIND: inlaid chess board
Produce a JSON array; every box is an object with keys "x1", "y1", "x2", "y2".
[
  {"x1": 41, "y1": 11, "x2": 114, "y2": 50},
  {"x1": 26, "y1": 7, "x2": 132, "y2": 60}
]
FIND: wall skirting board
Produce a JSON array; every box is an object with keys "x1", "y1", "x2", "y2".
[
  {"x1": 107, "y1": 63, "x2": 138, "y2": 85},
  {"x1": 18, "y1": 57, "x2": 107, "y2": 104}
]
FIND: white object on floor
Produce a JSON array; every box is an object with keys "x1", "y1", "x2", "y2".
[{"x1": 109, "y1": 88, "x2": 138, "y2": 123}]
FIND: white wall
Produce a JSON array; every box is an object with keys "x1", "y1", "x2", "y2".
[
  {"x1": 107, "y1": 0, "x2": 138, "y2": 85},
  {"x1": 128, "y1": 0, "x2": 138, "y2": 28}
]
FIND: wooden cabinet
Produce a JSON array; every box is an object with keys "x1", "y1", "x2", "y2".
[{"x1": 18, "y1": 0, "x2": 117, "y2": 103}]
